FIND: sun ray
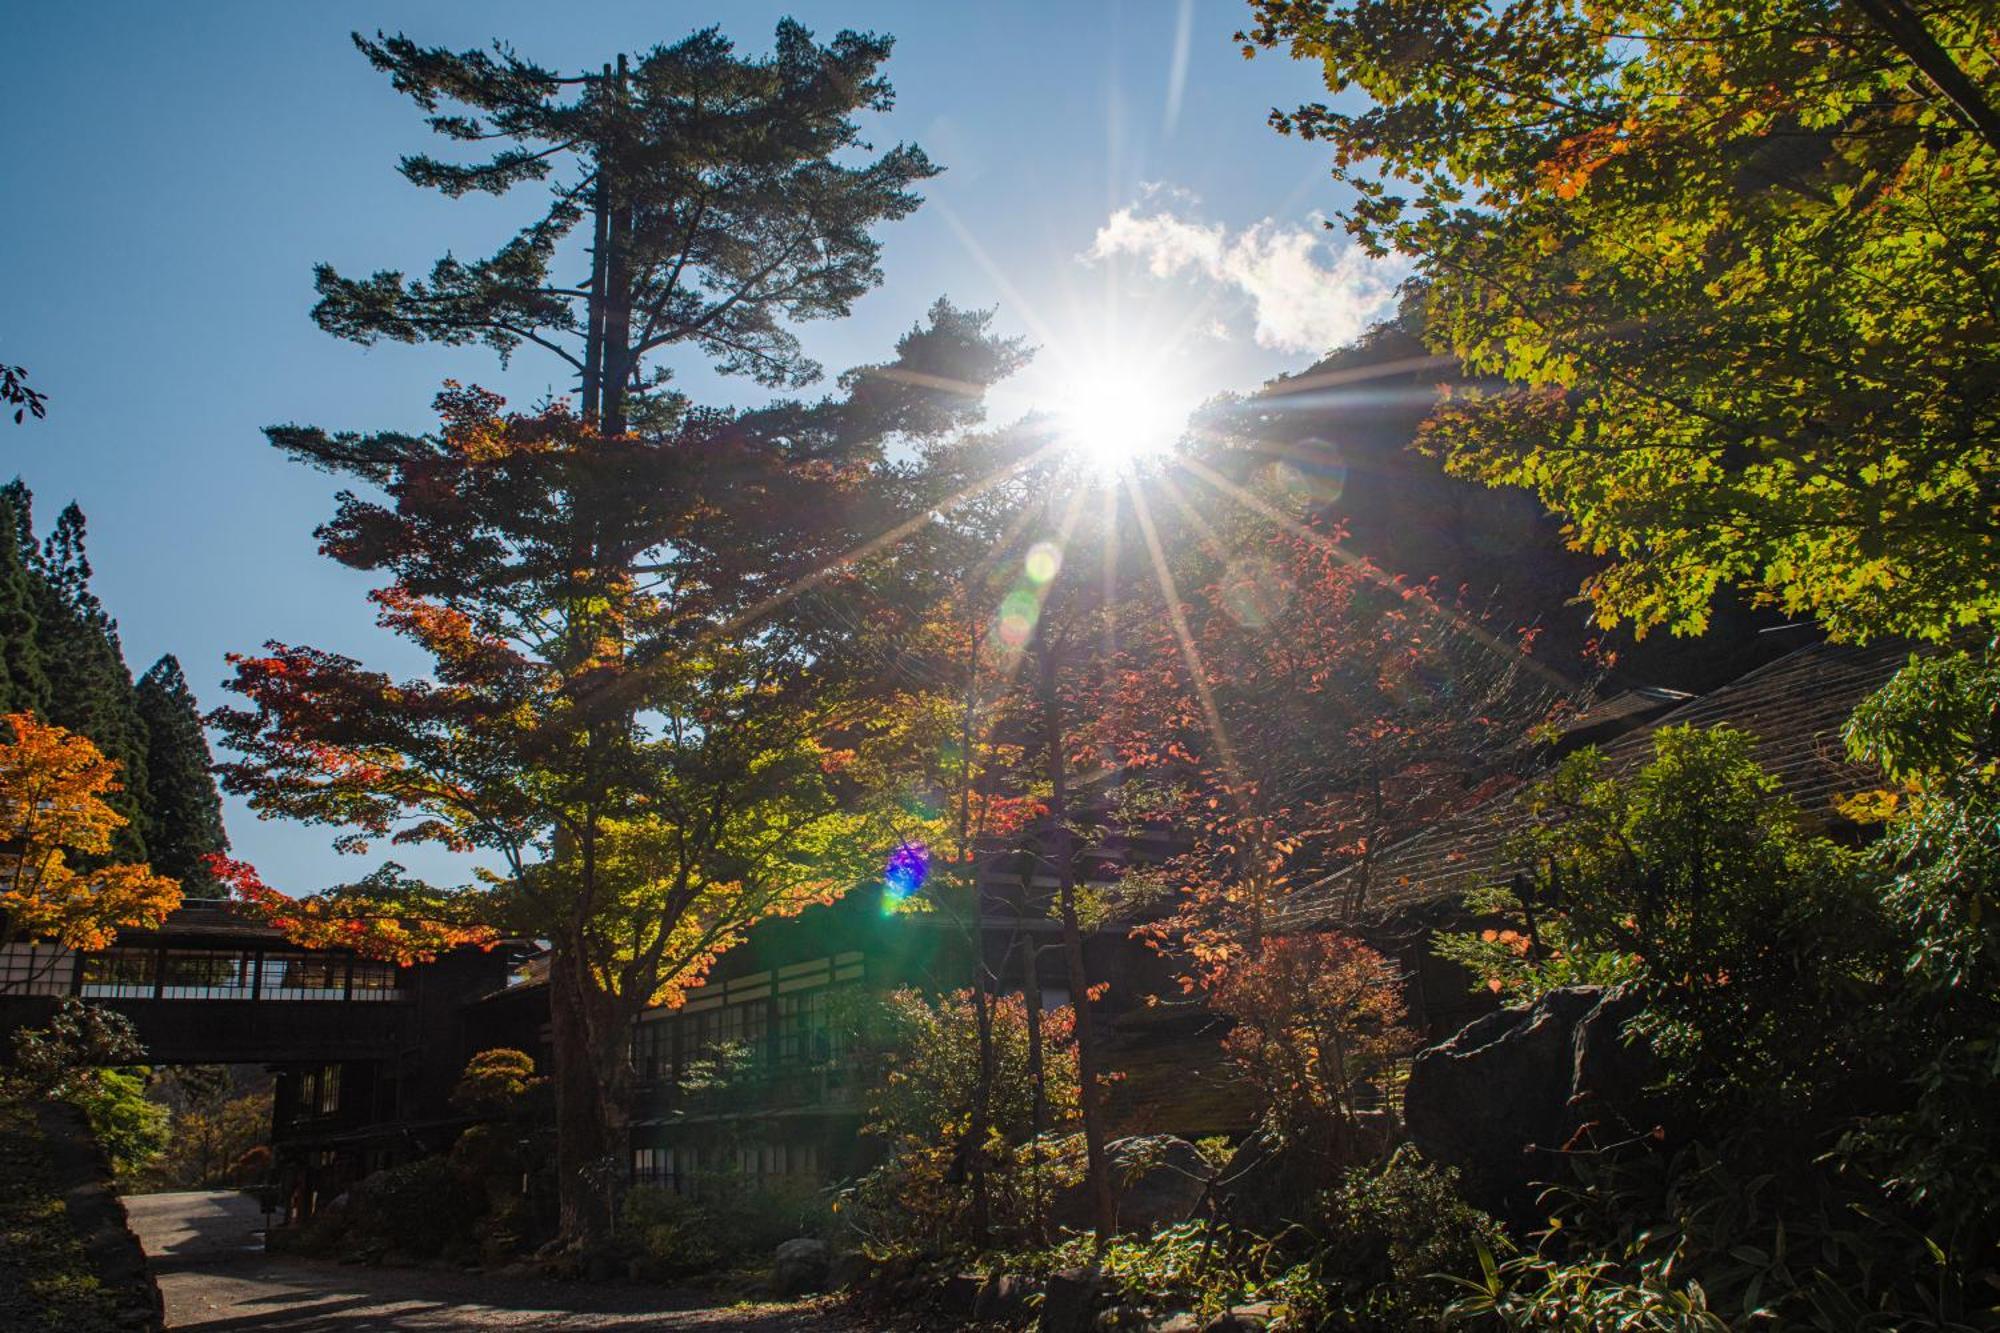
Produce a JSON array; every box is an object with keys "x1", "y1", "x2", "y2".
[
  {"x1": 1173, "y1": 453, "x2": 1579, "y2": 691},
  {"x1": 1125, "y1": 479, "x2": 1249, "y2": 807},
  {"x1": 718, "y1": 438, "x2": 1062, "y2": 639}
]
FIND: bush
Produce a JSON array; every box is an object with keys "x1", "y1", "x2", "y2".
[
  {"x1": 620, "y1": 1187, "x2": 720, "y2": 1278},
  {"x1": 1434, "y1": 725, "x2": 1892, "y2": 1127},
  {"x1": 450, "y1": 1048, "x2": 544, "y2": 1118},
  {"x1": 1319, "y1": 1147, "x2": 1509, "y2": 1327},
  {"x1": 851, "y1": 987, "x2": 1082, "y2": 1253},
  {"x1": 350, "y1": 1156, "x2": 483, "y2": 1259}
]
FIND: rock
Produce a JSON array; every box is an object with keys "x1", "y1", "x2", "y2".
[
  {"x1": 1039, "y1": 1266, "x2": 1107, "y2": 1333},
  {"x1": 827, "y1": 1249, "x2": 873, "y2": 1292},
  {"x1": 1095, "y1": 1306, "x2": 1144, "y2": 1330},
  {"x1": 1052, "y1": 1136, "x2": 1216, "y2": 1234},
  {"x1": 1153, "y1": 1314, "x2": 1202, "y2": 1333},
  {"x1": 976, "y1": 1272, "x2": 1038, "y2": 1324},
  {"x1": 771, "y1": 1236, "x2": 831, "y2": 1297},
  {"x1": 1202, "y1": 1302, "x2": 1278, "y2": 1332},
  {"x1": 1405, "y1": 984, "x2": 1658, "y2": 1217},
  {"x1": 943, "y1": 1271, "x2": 984, "y2": 1316}
]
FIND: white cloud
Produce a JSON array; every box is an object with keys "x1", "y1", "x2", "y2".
[{"x1": 1087, "y1": 206, "x2": 1409, "y2": 355}]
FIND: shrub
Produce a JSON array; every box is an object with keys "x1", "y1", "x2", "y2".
[
  {"x1": 620, "y1": 1187, "x2": 720, "y2": 1278},
  {"x1": 1434, "y1": 725, "x2": 1891, "y2": 1127},
  {"x1": 350, "y1": 1156, "x2": 483, "y2": 1259},
  {"x1": 1207, "y1": 932, "x2": 1415, "y2": 1149},
  {"x1": 1319, "y1": 1147, "x2": 1509, "y2": 1326},
  {"x1": 450, "y1": 1048, "x2": 543, "y2": 1118},
  {"x1": 851, "y1": 987, "x2": 1081, "y2": 1252}
]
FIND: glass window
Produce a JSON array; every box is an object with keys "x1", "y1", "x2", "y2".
[
  {"x1": 631, "y1": 1019, "x2": 672, "y2": 1081},
  {"x1": 348, "y1": 959, "x2": 404, "y2": 1001},
  {"x1": 79, "y1": 947, "x2": 157, "y2": 999},
  {"x1": 0, "y1": 942, "x2": 75, "y2": 996},
  {"x1": 159, "y1": 949, "x2": 253, "y2": 1000},
  {"x1": 739, "y1": 999, "x2": 769, "y2": 1063},
  {"x1": 259, "y1": 953, "x2": 346, "y2": 1001},
  {"x1": 312, "y1": 1064, "x2": 341, "y2": 1115}
]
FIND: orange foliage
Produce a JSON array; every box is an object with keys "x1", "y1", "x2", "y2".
[
  {"x1": 0, "y1": 713, "x2": 182, "y2": 953},
  {"x1": 1208, "y1": 932, "x2": 1415, "y2": 1132},
  {"x1": 205, "y1": 854, "x2": 498, "y2": 965}
]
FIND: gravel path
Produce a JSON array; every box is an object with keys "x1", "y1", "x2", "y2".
[{"x1": 125, "y1": 1192, "x2": 867, "y2": 1332}]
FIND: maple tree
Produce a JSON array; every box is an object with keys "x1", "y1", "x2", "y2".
[
  {"x1": 215, "y1": 308, "x2": 1019, "y2": 1238},
  {"x1": 1243, "y1": 0, "x2": 2000, "y2": 642},
  {"x1": 1209, "y1": 931, "x2": 1415, "y2": 1149},
  {"x1": 0, "y1": 712, "x2": 181, "y2": 984},
  {"x1": 1097, "y1": 493, "x2": 1574, "y2": 988}
]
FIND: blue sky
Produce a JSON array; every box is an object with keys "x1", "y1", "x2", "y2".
[{"x1": 1, "y1": 1, "x2": 1397, "y2": 893}]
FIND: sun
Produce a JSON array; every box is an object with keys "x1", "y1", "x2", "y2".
[{"x1": 1051, "y1": 357, "x2": 1197, "y2": 471}]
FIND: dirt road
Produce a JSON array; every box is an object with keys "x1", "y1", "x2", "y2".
[{"x1": 124, "y1": 1191, "x2": 868, "y2": 1332}]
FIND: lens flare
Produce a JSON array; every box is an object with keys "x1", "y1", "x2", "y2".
[
  {"x1": 996, "y1": 588, "x2": 1042, "y2": 650},
  {"x1": 1024, "y1": 541, "x2": 1063, "y2": 585},
  {"x1": 882, "y1": 842, "x2": 930, "y2": 913},
  {"x1": 1219, "y1": 555, "x2": 1295, "y2": 629},
  {"x1": 1264, "y1": 436, "x2": 1348, "y2": 508}
]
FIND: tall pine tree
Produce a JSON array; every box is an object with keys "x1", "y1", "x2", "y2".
[
  {"x1": 20, "y1": 498, "x2": 152, "y2": 863},
  {"x1": 0, "y1": 493, "x2": 49, "y2": 717},
  {"x1": 134, "y1": 655, "x2": 228, "y2": 894}
]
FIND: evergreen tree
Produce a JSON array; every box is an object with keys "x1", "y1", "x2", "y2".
[
  {"x1": 134, "y1": 655, "x2": 227, "y2": 893},
  {"x1": 311, "y1": 22, "x2": 937, "y2": 434},
  {"x1": 30, "y1": 502, "x2": 151, "y2": 862},
  {"x1": 0, "y1": 494, "x2": 49, "y2": 717}
]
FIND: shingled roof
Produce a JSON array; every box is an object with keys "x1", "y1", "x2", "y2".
[{"x1": 1273, "y1": 638, "x2": 1922, "y2": 930}]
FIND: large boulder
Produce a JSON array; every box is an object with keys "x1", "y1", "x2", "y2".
[
  {"x1": 1404, "y1": 985, "x2": 1656, "y2": 1216},
  {"x1": 1053, "y1": 1136, "x2": 1215, "y2": 1235},
  {"x1": 770, "y1": 1236, "x2": 831, "y2": 1296},
  {"x1": 1039, "y1": 1267, "x2": 1109, "y2": 1333}
]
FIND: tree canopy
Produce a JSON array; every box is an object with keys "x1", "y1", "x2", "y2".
[
  {"x1": 0, "y1": 713, "x2": 181, "y2": 964},
  {"x1": 1243, "y1": 0, "x2": 1999, "y2": 642},
  {"x1": 315, "y1": 21, "x2": 937, "y2": 432}
]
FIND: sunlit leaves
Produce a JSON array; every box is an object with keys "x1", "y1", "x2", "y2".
[
  {"x1": 1246, "y1": 0, "x2": 2000, "y2": 642},
  {"x1": 0, "y1": 713, "x2": 181, "y2": 954}
]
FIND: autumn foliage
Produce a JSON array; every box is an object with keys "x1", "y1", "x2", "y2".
[
  {"x1": 205, "y1": 854, "x2": 495, "y2": 965},
  {"x1": 0, "y1": 712, "x2": 180, "y2": 959},
  {"x1": 1209, "y1": 931, "x2": 1416, "y2": 1141},
  {"x1": 1100, "y1": 511, "x2": 1572, "y2": 987}
]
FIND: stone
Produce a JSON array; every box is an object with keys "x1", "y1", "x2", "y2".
[
  {"x1": 943, "y1": 1271, "x2": 984, "y2": 1316},
  {"x1": 771, "y1": 1236, "x2": 831, "y2": 1297},
  {"x1": 1039, "y1": 1266, "x2": 1107, "y2": 1333},
  {"x1": 976, "y1": 1272, "x2": 1038, "y2": 1324},
  {"x1": 1052, "y1": 1135, "x2": 1216, "y2": 1234},
  {"x1": 1153, "y1": 1314, "x2": 1201, "y2": 1333},
  {"x1": 827, "y1": 1249, "x2": 873, "y2": 1292},
  {"x1": 1405, "y1": 984, "x2": 1658, "y2": 1218},
  {"x1": 1202, "y1": 1302, "x2": 1277, "y2": 1332}
]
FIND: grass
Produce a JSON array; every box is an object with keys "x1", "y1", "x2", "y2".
[{"x1": 0, "y1": 1097, "x2": 122, "y2": 1332}]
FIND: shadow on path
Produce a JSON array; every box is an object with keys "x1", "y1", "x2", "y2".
[{"x1": 124, "y1": 1191, "x2": 858, "y2": 1331}]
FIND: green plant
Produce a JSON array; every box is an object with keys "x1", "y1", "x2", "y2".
[
  {"x1": 7, "y1": 999, "x2": 142, "y2": 1099},
  {"x1": 350, "y1": 1156, "x2": 484, "y2": 1259},
  {"x1": 1841, "y1": 645, "x2": 2000, "y2": 1266},
  {"x1": 619, "y1": 1187, "x2": 721, "y2": 1278},
  {"x1": 67, "y1": 1068, "x2": 168, "y2": 1181},
  {"x1": 1321, "y1": 1148, "x2": 1511, "y2": 1327},
  {"x1": 449, "y1": 1048, "x2": 544, "y2": 1118},
  {"x1": 849, "y1": 987, "x2": 1082, "y2": 1252},
  {"x1": 1436, "y1": 726, "x2": 1891, "y2": 1125}
]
